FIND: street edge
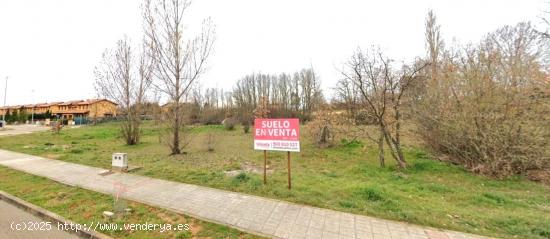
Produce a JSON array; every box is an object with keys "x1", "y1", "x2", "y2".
[{"x1": 0, "y1": 190, "x2": 112, "y2": 239}]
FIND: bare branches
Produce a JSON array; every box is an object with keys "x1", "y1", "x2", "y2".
[
  {"x1": 231, "y1": 68, "x2": 323, "y2": 122},
  {"x1": 338, "y1": 47, "x2": 427, "y2": 169},
  {"x1": 144, "y1": 0, "x2": 215, "y2": 155},
  {"x1": 94, "y1": 37, "x2": 154, "y2": 145},
  {"x1": 537, "y1": 3, "x2": 550, "y2": 39}
]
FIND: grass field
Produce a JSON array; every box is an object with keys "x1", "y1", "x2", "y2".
[
  {"x1": 0, "y1": 121, "x2": 549, "y2": 239},
  {"x1": 0, "y1": 165, "x2": 261, "y2": 239}
]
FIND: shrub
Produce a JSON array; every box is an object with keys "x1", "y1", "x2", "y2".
[
  {"x1": 206, "y1": 133, "x2": 215, "y2": 152},
  {"x1": 200, "y1": 107, "x2": 225, "y2": 125},
  {"x1": 242, "y1": 121, "x2": 250, "y2": 133},
  {"x1": 306, "y1": 107, "x2": 336, "y2": 148},
  {"x1": 51, "y1": 121, "x2": 63, "y2": 134},
  {"x1": 235, "y1": 172, "x2": 249, "y2": 181},
  {"x1": 223, "y1": 118, "x2": 236, "y2": 131},
  {"x1": 354, "y1": 110, "x2": 376, "y2": 125},
  {"x1": 231, "y1": 172, "x2": 250, "y2": 186}
]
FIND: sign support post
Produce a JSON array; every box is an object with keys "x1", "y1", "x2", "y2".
[
  {"x1": 263, "y1": 150, "x2": 267, "y2": 184},
  {"x1": 287, "y1": 151, "x2": 291, "y2": 189}
]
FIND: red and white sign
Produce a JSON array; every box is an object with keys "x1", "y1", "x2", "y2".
[{"x1": 254, "y1": 118, "x2": 300, "y2": 152}]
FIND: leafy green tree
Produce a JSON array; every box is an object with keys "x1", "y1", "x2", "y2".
[
  {"x1": 8, "y1": 111, "x2": 18, "y2": 123},
  {"x1": 18, "y1": 110, "x2": 28, "y2": 123},
  {"x1": 45, "y1": 110, "x2": 52, "y2": 119},
  {"x1": 4, "y1": 111, "x2": 12, "y2": 123}
]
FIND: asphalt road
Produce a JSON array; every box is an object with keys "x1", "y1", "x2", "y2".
[{"x1": 0, "y1": 200, "x2": 80, "y2": 239}]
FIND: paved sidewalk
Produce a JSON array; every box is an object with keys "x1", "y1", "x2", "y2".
[{"x1": 0, "y1": 149, "x2": 491, "y2": 239}]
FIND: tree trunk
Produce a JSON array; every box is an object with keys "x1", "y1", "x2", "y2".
[
  {"x1": 319, "y1": 125, "x2": 328, "y2": 144},
  {"x1": 171, "y1": 121, "x2": 180, "y2": 155},
  {"x1": 171, "y1": 101, "x2": 181, "y2": 155},
  {"x1": 378, "y1": 126, "x2": 385, "y2": 167},
  {"x1": 394, "y1": 106, "x2": 407, "y2": 168},
  {"x1": 396, "y1": 145, "x2": 406, "y2": 168},
  {"x1": 382, "y1": 127, "x2": 407, "y2": 169}
]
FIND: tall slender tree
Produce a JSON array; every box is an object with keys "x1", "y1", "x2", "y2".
[
  {"x1": 144, "y1": 0, "x2": 215, "y2": 155},
  {"x1": 425, "y1": 10, "x2": 444, "y2": 86}
]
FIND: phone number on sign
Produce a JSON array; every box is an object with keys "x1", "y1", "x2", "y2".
[{"x1": 272, "y1": 141, "x2": 298, "y2": 148}]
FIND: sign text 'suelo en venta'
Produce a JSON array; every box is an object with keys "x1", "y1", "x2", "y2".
[{"x1": 254, "y1": 118, "x2": 300, "y2": 152}]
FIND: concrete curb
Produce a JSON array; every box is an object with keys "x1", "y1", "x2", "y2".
[{"x1": 0, "y1": 190, "x2": 112, "y2": 239}]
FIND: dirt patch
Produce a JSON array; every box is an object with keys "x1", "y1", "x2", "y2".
[
  {"x1": 156, "y1": 212, "x2": 176, "y2": 224},
  {"x1": 44, "y1": 154, "x2": 60, "y2": 159},
  {"x1": 81, "y1": 211, "x2": 94, "y2": 219},
  {"x1": 241, "y1": 162, "x2": 274, "y2": 174},
  {"x1": 189, "y1": 219, "x2": 203, "y2": 236},
  {"x1": 224, "y1": 170, "x2": 244, "y2": 177},
  {"x1": 224, "y1": 162, "x2": 274, "y2": 177},
  {"x1": 526, "y1": 169, "x2": 550, "y2": 185}
]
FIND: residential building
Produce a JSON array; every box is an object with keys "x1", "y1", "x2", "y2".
[{"x1": 0, "y1": 99, "x2": 117, "y2": 121}]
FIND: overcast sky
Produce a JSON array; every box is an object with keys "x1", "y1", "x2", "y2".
[{"x1": 0, "y1": 0, "x2": 546, "y2": 105}]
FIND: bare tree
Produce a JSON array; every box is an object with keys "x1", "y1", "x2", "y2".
[
  {"x1": 333, "y1": 75, "x2": 361, "y2": 121},
  {"x1": 296, "y1": 68, "x2": 324, "y2": 120},
  {"x1": 144, "y1": 0, "x2": 215, "y2": 155},
  {"x1": 425, "y1": 10, "x2": 444, "y2": 86},
  {"x1": 94, "y1": 37, "x2": 154, "y2": 145},
  {"x1": 341, "y1": 47, "x2": 427, "y2": 169}
]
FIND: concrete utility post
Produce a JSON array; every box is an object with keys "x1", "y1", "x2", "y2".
[
  {"x1": 31, "y1": 89, "x2": 35, "y2": 124},
  {"x1": 2, "y1": 76, "x2": 7, "y2": 122}
]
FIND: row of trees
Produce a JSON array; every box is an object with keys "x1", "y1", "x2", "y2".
[
  {"x1": 3, "y1": 110, "x2": 53, "y2": 123},
  {"x1": 175, "y1": 69, "x2": 324, "y2": 125},
  {"x1": 95, "y1": 0, "x2": 214, "y2": 155},
  {"x1": 4, "y1": 110, "x2": 28, "y2": 123},
  {"x1": 231, "y1": 69, "x2": 324, "y2": 122}
]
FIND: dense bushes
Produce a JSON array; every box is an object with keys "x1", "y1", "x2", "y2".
[
  {"x1": 414, "y1": 22, "x2": 550, "y2": 177},
  {"x1": 222, "y1": 118, "x2": 237, "y2": 131},
  {"x1": 4, "y1": 110, "x2": 53, "y2": 123}
]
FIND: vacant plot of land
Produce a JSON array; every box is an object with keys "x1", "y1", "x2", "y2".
[
  {"x1": 0, "y1": 122, "x2": 549, "y2": 239},
  {"x1": 0, "y1": 165, "x2": 261, "y2": 239}
]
